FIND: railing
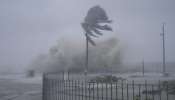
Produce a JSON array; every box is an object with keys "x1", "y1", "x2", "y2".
[{"x1": 42, "y1": 74, "x2": 174, "y2": 100}]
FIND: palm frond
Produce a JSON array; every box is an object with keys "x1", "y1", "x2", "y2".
[
  {"x1": 97, "y1": 20, "x2": 112, "y2": 23},
  {"x1": 88, "y1": 31, "x2": 99, "y2": 38},
  {"x1": 86, "y1": 34, "x2": 96, "y2": 46},
  {"x1": 92, "y1": 28, "x2": 103, "y2": 36},
  {"x1": 85, "y1": 5, "x2": 109, "y2": 25},
  {"x1": 81, "y1": 23, "x2": 99, "y2": 38},
  {"x1": 93, "y1": 24, "x2": 112, "y2": 31},
  {"x1": 82, "y1": 5, "x2": 113, "y2": 46},
  {"x1": 102, "y1": 25, "x2": 113, "y2": 31}
]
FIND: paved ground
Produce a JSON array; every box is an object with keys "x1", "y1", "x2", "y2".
[{"x1": 0, "y1": 75, "x2": 42, "y2": 100}]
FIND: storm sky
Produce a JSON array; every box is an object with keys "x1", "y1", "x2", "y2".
[{"x1": 0, "y1": 0, "x2": 175, "y2": 71}]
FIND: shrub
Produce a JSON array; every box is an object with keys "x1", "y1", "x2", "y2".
[{"x1": 89, "y1": 75, "x2": 123, "y2": 83}]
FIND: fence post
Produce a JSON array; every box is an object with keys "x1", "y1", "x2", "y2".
[
  {"x1": 58, "y1": 80, "x2": 59, "y2": 100},
  {"x1": 166, "y1": 84, "x2": 169, "y2": 100},
  {"x1": 58, "y1": 80, "x2": 60, "y2": 100},
  {"x1": 97, "y1": 82, "x2": 99, "y2": 100},
  {"x1": 92, "y1": 82, "x2": 94, "y2": 100},
  {"x1": 62, "y1": 79, "x2": 65, "y2": 100},
  {"x1": 116, "y1": 82, "x2": 118, "y2": 100},
  {"x1": 152, "y1": 84, "x2": 155, "y2": 100},
  {"x1": 106, "y1": 82, "x2": 108, "y2": 100},
  {"x1": 132, "y1": 80, "x2": 135, "y2": 100},
  {"x1": 50, "y1": 78, "x2": 52, "y2": 100},
  {"x1": 88, "y1": 82, "x2": 91, "y2": 100},
  {"x1": 54, "y1": 79, "x2": 58, "y2": 100},
  {"x1": 60, "y1": 80, "x2": 62, "y2": 100},
  {"x1": 51, "y1": 79, "x2": 55, "y2": 100},
  {"x1": 65, "y1": 80, "x2": 67, "y2": 100},
  {"x1": 145, "y1": 80, "x2": 148, "y2": 100},
  {"x1": 72, "y1": 80, "x2": 74, "y2": 100},
  {"x1": 78, "y1": 80, "x2": 80, "y2": 100},
  {"x1": 78, "y1": 80, "x2": 82, "y2": 100},
  {"x1": 111, "y1": 82, "x2": 113, "y2": 100},
  {"x1": 42, "y1": 73, "x2": 46, "y2": 100},
  {"x1": 56, "y1": 79, "x2": 58, "y2": 100},
  {"x1": 102, "y1": 83, "x2": 103, "y2": 100},
  {"x1": 127, "y1": 83, "x2": 129, "y2": 100},
  {"x1": 75, "y1": 80, "x2": 77, "y2": 100},
  {"x1": 85, "y1": 81, "x2": 87, "y2": 100},
  {"x1": 158, "y1": 80, "x2": 161, "y2": 100},
  {"x1": 122, "y1": 80, "x2": 124, "y2": 100},
  {"x1": 139, "y1": 84, "x2": 141, "y2": 100},
  {"x1": 62, "y1": 80, "x2": 63, "y2": 100},
  {"x1": 82, "y1": 81, "x2": 84, "y2": 100},
  {"x1": 68, "y1": 80, "x2": 69, "y2": 100},
  {"x1": 48, "y1": 75, "x2": 50, "y2": 100}
]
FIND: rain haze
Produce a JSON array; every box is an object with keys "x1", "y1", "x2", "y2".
[
  {"x1": 0, "y1": 0, "x2": 175, "y2": 72},
  {"x1": 1, "y1": 0, "x2": 175, "y2": 100}
]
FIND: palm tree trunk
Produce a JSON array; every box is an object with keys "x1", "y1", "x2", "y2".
[{"x1": 85, "y1": 33, "x2": 89, "y2": 78}]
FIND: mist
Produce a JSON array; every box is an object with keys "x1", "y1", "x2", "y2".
[{"x1": 30, "y1": 36, "x2": 122, "y2": 73}]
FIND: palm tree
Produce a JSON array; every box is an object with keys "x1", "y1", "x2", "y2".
[{"x1": 81, "y1": 5, "x2": 113, "y2": 77}]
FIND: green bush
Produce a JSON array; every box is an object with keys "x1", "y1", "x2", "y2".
[
  {"x1": 162, "y1": 80, "x2": 175, "y2": 94},
  {"x1": 89, "y1": 75, "x2": 123, "y2": 83}
]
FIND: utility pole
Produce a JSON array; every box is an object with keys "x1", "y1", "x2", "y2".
[
  {"x1": 160, "y1": 23, "x2": 167, "y2": 76},
  {"x1": 142, "y1": 59, "x2": 145, "y2": 77}
]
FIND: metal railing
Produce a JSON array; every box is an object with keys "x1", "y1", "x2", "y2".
[{"x1": 42, "y1": 74, "x2": 174, "y2": 100}]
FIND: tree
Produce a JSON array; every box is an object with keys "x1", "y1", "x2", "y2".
[{"x1": 81, "y1": 5, "x2": 113, "y2": 76}]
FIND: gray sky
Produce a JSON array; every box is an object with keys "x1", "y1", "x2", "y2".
[{"x1": 0, "y1": 0, "x2": 175, "y2": 71}]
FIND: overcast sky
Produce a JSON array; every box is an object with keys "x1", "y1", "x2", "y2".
[{"x1": 0, "y1": 0, "x2": 175, "y2": 71}]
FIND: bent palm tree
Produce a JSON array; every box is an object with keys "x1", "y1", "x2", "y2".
[{"x1": 81, "y1": 5, "x2": 113, "y2": 76}]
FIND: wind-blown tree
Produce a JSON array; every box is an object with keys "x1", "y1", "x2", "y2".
[{"x1": 81, "y1": 5, "x2": 113, "y2": 76}]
